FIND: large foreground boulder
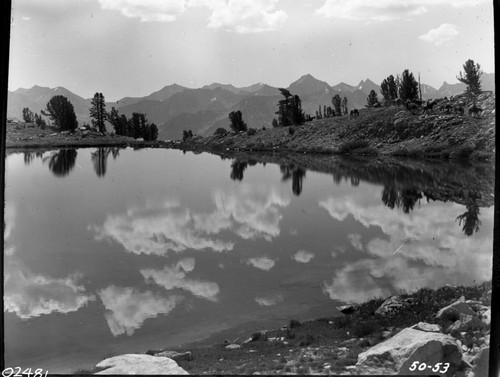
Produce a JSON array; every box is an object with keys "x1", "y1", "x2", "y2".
[
  {"x1": 356, "y1": 326, "x2": 462, "y2": 375},
  {"x1": 95, "y1": 354, "x2": 189, "y2": 375}
]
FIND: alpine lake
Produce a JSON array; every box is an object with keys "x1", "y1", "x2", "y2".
[{"x1": 3, "y1": 147, "x2": 494, "y2": 373}]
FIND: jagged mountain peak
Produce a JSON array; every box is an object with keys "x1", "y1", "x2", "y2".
[{"x1": 288, "y1": 74, "x2": 331, "y2": 95}]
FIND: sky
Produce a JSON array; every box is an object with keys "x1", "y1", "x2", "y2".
[{"x1": 8, "y1": 0, "x2": 495, "y2": 101}]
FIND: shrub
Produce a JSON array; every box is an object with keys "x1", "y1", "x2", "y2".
[
  {"x1": 289, "y1": 319, "x2": 302, "y2": 328},
  {"x1": 288, "y1": 127, "x2": 295, "y2": 135},
  {"x1": 214, "y1": 127, "x2": 227, "y2": 136},
  {"x1": 247, "y1": 128, "x2": 257, "y2": 136},
  {"x1": 298, "y1": 334, "x2": 316, "y2": 347},
  {"x1": 251, "y1": 332, "x2": 263, "y2": 341},
  {"x1": 352, "y1": 147, "x2": 379, "y2": 156},
  {"x1": 330, "y1": 316, "x2": 351, "y2": 329},
  {"x1": 449, "y1": 145, "x2": 475, "y2": 159},
  {"x1": 286, "y1": 329, "x2": 296, "y2": 339},
  {"x1": 183, "y1": 130, "x2": 193, "y2": 141},
  {"x1": 351, "y1": 320, "x2": 381, "y2": 338},
  {"x1": 338, "y1": 140, "x2": 369, "y2": 154}
]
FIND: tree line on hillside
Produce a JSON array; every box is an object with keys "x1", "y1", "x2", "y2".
[
  {"x1": 22, "y1": 92, "x2": 158, "y2": 141},
  {"x1": 20, "y1": 59, "x2": 483, "y2": 140},
  {"x1": 371, "y1": 59, "x2": 484, "y2": 109},
  {"x1": 224, "y1": 59, "x2": 485, "y2": 132},
  {"x1": 316, "y1": 95, "x2": 349, "y2": 119}
]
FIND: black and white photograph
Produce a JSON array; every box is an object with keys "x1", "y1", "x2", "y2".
[{"x1": 3, "y1": 0, "x2": 496, "y2": 375}]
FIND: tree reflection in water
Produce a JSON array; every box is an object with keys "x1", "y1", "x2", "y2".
[
  {"x1": 382, "y1": 186, "x2": 423, "y2": 214},
  {"x1": 48, "y1": 149, "x2": 78, "y2": 177},
  {"x1": 280, "y1": 164, "x2": 306, "y2": 196},
  {"x1": 229, "y1": 159, "x2": 257, "y2": 181},
  {"x1": 23, "y1": 151, "x2": 44, "y2": 166},
  {"x1": 226, "y1": 154, "x2": 490, "y2": 236},
  {"x1": 456, "y1": 199, "x2": 482, "y2": 237},
  {"x1": 91, "y1": 147, "x2": 121, "y2": 177},
  {"x1": 230, "y1": 160, "x2": 248, "y2": 181}
]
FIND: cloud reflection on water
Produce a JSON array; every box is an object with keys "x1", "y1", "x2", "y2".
[
  {"x1": 141, "y1": 258, "x2": 220, "y2": 301},
  {"x1": 245, "y1": 257, "x2": 276, "y2": 271},
  {"x1": 92, "y1": 184, "x2": 290, "y2": 255},
  {"x1": 5, "y1": 266, "x2": 95, "y2": 319},
  {"x1": 320, "y1": 193, "x2": 493, "y2": 303},
  {"x1": 98, "y1": 286, "x2": 182, "y2": 336}
]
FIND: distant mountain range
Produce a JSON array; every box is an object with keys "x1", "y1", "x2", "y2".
[{"x1": 8, "y1": 73, "x2": 495, "y2": 140}]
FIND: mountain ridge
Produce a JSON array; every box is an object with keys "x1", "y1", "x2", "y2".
[{"x1": 8, "y1": 72, "x2": 494, "y2": 140}]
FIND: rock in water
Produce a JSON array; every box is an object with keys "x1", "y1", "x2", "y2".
[
  {"x1": 95, "y1": 354, "x2": 189, "y2": 375},
  {"x1": 356, "y1": 328, "x2": 462, "y2": 375}
]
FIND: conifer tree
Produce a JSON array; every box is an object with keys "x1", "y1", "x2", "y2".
[
  {"x1": 332, "y1": 94, "x2": 342, "y2": 116},
  {"x1": 380, "y1": 75, "x2": 398, "y2": 104},
  {"x1": 90, "y1": 92, "x2": 107, "y2": 133},
  {"x1": 229, "y1": 110, "x2": 248, "y2": 132},
  {"x1": 42, "y1": 95, "x2": 78, "y2": 131},
  {"x1": 366, "y1": 90, "x2": 380, "y2": 108},
  {"x1": 22, "y1": 107, "x2": 34, "y2": 123},
  {"x1": 150, "y1": 123, "x2": 158, "y2": 141},
  {"x1": 342, "y1": 97, "x2": 348, "y2": 115},
  {"x1": 398, "y1": 69, "x2": 419, "y2": 102},
  {"x1": 275, "y1": 89, "x2": 304, "y2": 126},
  {"x1": 457, "y1": 59, "x2": 483, "y2": 95}
]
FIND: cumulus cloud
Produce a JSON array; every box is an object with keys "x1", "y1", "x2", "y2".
[
  {"x1": 97, "y1": 0, "x2": 187, "y2": 22},
  {"x1": 419, "y1": 23, "x2": 459, "y2": 46},
  {"x1": 292, "y1": 250, "x2": 315, "y2": 263},
  {"x1": 96, "y1": 0, "x2": 287, "y2": 32},
  {"x1": 331, "y1": 245, "x2": 346, "y2": 258},
  {"x1": 201, "y1": 0, "x2": 288, "y2": 33},
  {"x1": 320, "y1": 192, "x2": 493, "y2": 304},
  {"x1": 98, "y1": 286, "x2": 181, "y2": 336},
  {"x1": 141, "y1": 259, "x2": 220, "y2": 301},
  {"x1": 255, "y1": 294, "x2": 283, "y2": 306},
  {"x1": 4, "y1": 268, "x2": 95, "y2": 319},
  {"x1": 316, "y1": 0, "x2": 426, "y2": 21},
  {"x1": 315, "y1": 0, "x2": 489, "y2": 22},
  {"x1": 245, "y1": 257, "x2": 276, "y2": 271},
  {"x1": 347, "y1": 233, "x2": 364, "y2": 251}
]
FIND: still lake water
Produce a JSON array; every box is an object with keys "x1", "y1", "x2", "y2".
[{"x1": 4, "y1": 147, "x2": 494, "y2": 373}]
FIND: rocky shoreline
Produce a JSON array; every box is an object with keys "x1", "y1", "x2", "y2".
[{"x1": 89, "y1": 282, "x2": 491, "y2": 376}]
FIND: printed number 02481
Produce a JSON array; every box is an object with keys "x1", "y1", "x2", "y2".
[{"x1": 2, "y1": 368, "x2": 48, "y2": 377}]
